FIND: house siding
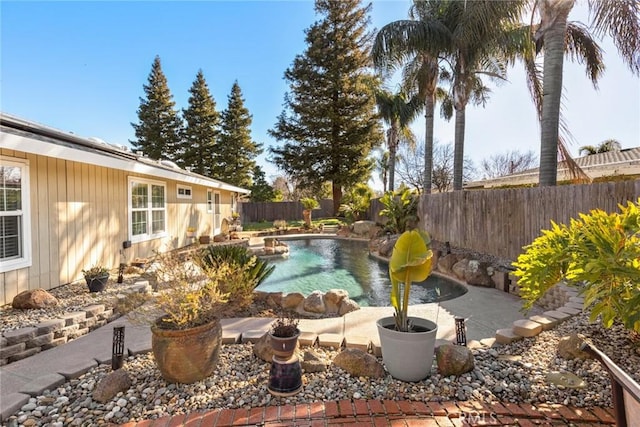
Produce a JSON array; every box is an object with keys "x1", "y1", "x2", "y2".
[{"x1": 0, "y1": 148, "x2": 235, "y2": 305}]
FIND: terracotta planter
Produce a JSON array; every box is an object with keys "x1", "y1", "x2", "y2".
[
  {"x1": 85, "y1": 274, "x2": 109, "y2": 292},
  {"x1": 151, "y1": 317, "x2": 222, "y2": 384}
]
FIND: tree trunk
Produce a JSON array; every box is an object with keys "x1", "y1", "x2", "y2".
[
  {"x1": 423, "y1": 94, "x2": 435, "y2": 194},
  {"x1": 452, "y1": 106, "x2": 466, "y2": 191},
  {"x1": 538, "y1": 2, "x2": 572, "y2": 186},
  {"x1": 332, "y1": 183, "x2": 342, "y2": 216},
  {"x1": 388, "y1": 126, "x2": 398, "y2": 191}
]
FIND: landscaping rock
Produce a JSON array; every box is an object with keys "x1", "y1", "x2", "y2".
[
  {"x1": 332, "y1": 348, "x2": 385, "y2": 378},
  {"x1": 452, "y1": 258, "x2": 469, "y2": 280},
  {"x1": 377, "y1": 238, "x2": 397, "y2": 258},
  {"x1": 338, "y1": 298, "x2": 360, "y2": 315},
  {"x1": 301, "y1": 349, "x2": 329, "y2": 373},
  {"x1": 282, "y1": 293, "x2": 305, "y2": 311},
  {"x1": 324, "y1": 289, "x2": 349, "y2": 314},
  {"x1": 436, "y1": 253, "x2": 458, "y2": 274},
  {"x1": 92, "y1": 369, "x2": 131, "y2": 403},
  {"x1": 557, "y1": 333, "x2": 593, "y2": 360},
  {"x1": 352, "y1": 220, "x2": 376, "y2": 236},
  {"x1": 464, "y1": 260, "x2": 493, "y2": 287},
  {"x1": 12, "y1": 289, "x2": 59, "y2": 309},
  {"x1": 436, "y1": 344, "x2": 475, "y2": 377},
  {"x1": 303, "y1": 291, "x2": 326, "y2": 314}
]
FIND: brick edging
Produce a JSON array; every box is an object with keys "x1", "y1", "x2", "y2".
[{"x1": 116, "y1": 399, "x2": 616, "y2": 427}]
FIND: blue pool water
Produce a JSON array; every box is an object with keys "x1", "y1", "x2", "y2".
[{"x1": 256, "y1": 238, "x2": 467, "y2": 307}]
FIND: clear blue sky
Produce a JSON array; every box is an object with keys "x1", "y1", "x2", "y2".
[{"x1": 2, "y1": 1, "x2": 639, "y2": 186}]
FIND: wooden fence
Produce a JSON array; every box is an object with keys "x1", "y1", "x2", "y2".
[
  {"x1": 419, "y1": 180, "x2": 640, "y2": 262},
  {"x1": 241, "y1": 199, "x2": 336, "y2": 222}
]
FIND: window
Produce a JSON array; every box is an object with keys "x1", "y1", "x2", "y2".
[
  {"x1": 207, "y1": 189, "x2": 213, "y2": 213},
  {"x1": 0, "y1": 158, "x2": 31, "y2": 272},
  {"x1": 129, "y1": 177, "x2": 166, "y2": 242},
  {"x1": 177, "y1": 185, "x2": 192, "y2": 199}
]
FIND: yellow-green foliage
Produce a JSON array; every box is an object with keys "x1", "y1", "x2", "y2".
[{"x1": 513, "y1": 199, "x2": 640, "y2": 332}]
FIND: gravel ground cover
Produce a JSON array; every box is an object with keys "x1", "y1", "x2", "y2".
[{"x1": 2, "y1": 279, "x2": 640, "y2": 426}]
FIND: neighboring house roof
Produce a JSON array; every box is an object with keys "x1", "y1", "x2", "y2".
[
  {"x1": 0, "y1": 112, "x2": 250, "y2": 194},
  {"x1": 466, "y1": 147, "x2": 640, "y2": 189}
]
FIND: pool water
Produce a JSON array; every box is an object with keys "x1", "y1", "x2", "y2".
[{"x1": 256, "y1": 238, "x2": 467, "y2": 307}]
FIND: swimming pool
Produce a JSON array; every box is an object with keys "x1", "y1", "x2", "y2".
[{"x1": 255, "y1": 238, "x2": 467, "y2": 307}]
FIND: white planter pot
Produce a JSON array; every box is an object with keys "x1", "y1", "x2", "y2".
[{"x1": 376, "y1": 316, "x2": 438, "y2": 382}]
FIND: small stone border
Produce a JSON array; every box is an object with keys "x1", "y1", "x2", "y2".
[{"x1": 0, "y1": 282, "x2": 149, "y2": 366}]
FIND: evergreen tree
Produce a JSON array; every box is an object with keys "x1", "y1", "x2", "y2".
[
  {"x1": 130, "y1": 56, "x2": 183, "y2": 162},
  {"x1": 269, "y1": 0, "x2": 383, "y2": 215},
  {"x1": 182, "y1": 70, "x2": 220, "y2": 177},
  {"x1": 249, "y1": 165, "x2": 276, "y2": 202},
  {"x1": 214, "y1": 81, "x2": 261, "y2": 188}
]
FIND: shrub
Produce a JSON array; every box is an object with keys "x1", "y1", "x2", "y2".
[
  {"x1": 513, "y1": 199, "x2": 640, "y2": 333},
  {"x1": 379, "y1": 186, "x2": 419, "y2": 234}
]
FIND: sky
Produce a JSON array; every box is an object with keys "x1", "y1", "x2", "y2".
[{"x1": 2, "y1": 0, "x2": 639, "y2": 189}]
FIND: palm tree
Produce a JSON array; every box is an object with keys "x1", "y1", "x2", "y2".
[
  {"x1": 374, "y1": 88, "x2": 420, "y2": 191},
  {"x1": 533, "y1": 0, "x2": 640, "y2": 186},
  {"x1": 579, "y1": 139, "x2": 622, "y2": 156},
  {"x1": 372, "y1": 0, "x2": 448, "y2": 194},
  {"x1": 375, "y1": 149, "x2": 390, "y2": 192}
]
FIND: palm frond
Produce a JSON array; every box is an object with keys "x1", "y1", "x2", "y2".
[
  {"x1": 588, "y1": 0, "x2": 640, "y2": 74},
  {"x1": 565, "y1": 21, "x2": 605, "y2": 87}
]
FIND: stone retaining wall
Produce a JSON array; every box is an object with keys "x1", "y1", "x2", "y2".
[{"x1": 0, "y1": 305, "x2": 116, "y2": 366}]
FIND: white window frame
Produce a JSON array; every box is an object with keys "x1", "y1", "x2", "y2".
[
  {"x1": 176, "y1": 184, "x2": 192, "y2": 199},
  {"x1": 0, "y1": 157, "x2": 32, "y2": 273},
  {"x1": 128, "y1": 177, "x2": 167, "y2": 243},
  {"x1": 207, "y1": 189, "x2": 213, "y2": 213}
]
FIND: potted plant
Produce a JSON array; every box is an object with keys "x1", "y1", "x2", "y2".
[
  {"x1": 82, "y1": 264, "x2": 110, "y2": 293},
  {"x1": 376, "y1": 226, "x2": 438, "y2": 381},
  {"x1": 268, "y1": 312, "x2": 302, "y2": 396},
  {"x1": 300, "y1": 198, "x2": 319, "y2": 229},
  {"x1": 186, "y1": 226, "x2": 196, "y2": 238},
  {"x1": 137, "y1": 250, "x2": 230, "y2": 384},
  {"x1": 269, "y1": 312, "x2": 300, "y2": 359}
]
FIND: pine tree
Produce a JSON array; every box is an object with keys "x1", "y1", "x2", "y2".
[
  {"x1": 268, "y1": 0, "x2": 383, "y2": 215},
  {"x1": 249, "y1": 165, "x2": 276, "y2": 202},
  {"x1": 214, "y1": 81, "x2": 261, "y2": 188},
  {"x1": 182, "y1": 70, "x2": 220, "y2": 177},
  {"x1": 130, "y1": 56, "x2": 183, "y2": 162}
]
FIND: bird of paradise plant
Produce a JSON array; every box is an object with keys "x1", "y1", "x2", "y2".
[{"x1": 389, "y1": 228, "x2": 434, "y2": 332}]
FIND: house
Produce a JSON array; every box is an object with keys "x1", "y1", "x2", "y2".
[
  {"x1": 0, "y1": 113, "x2": 250, "y2": 305},
  {"x1": 465, "y1": 147, "x2": 640, "y2": 189}
]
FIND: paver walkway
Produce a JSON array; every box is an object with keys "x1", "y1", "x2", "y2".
[{"x1": 117, "y1": 398, "x2": 617, "y2": 426}]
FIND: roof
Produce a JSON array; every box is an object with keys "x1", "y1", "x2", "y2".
[
  {"x1": 466, "y1": 147, "x2": 640, "y2": 189},
  {"x1": 0, "y1": 112, "x2": 250, "y2": 194}
]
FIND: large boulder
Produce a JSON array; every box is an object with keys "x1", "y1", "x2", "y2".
[
  {"x1": 324, "y1": 289, "x2": 349, "y2": 314},
  {"x1": 452, "y1": 258, "x2": 469, "y2": 280},
  {"x1": 12, "y1": 289, "x2": 59, "y2": 309},
  {"x1": 437, "y1": 254, "x2": 459, "y2": 275},
  {"x1": 282, "y1": 293, "x2": 305, "y2": 311},
  {"x1": 464, "y1": 260, "x2": 493, "y2": 287},
  {"x1": 92, "y1": 369, "x2": 132, "y2": 403},
  {"x1": 352, "y1": 220, "x2": 377, "y2": 236},
  {"x1": 303, "y1": 291, "x2": 326, "y2": 314},
  {"x1": 377, "y1": 238, "x2": 397, "y2": 258},
  {"x1": 436, "y1": 344, "x2": 475, "y2": 377},
  {"x1": 332, "y1": 348, "x2": 385, "y2": 378},
  {"x1": 338, "y1": 298, "x2": 360, "y2": 315}
]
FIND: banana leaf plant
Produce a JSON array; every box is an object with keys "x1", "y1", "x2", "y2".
[{"x1": 389, "y1": 229, "x2": 434, "y2": 332}]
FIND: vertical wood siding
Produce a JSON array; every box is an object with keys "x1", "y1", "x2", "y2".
[
  {"x1": 419, "y1": 180, "x2": 640, "y2": 262},
  {"x1": 1, "y1": 151, "x2": 235, "y2": 305}
]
